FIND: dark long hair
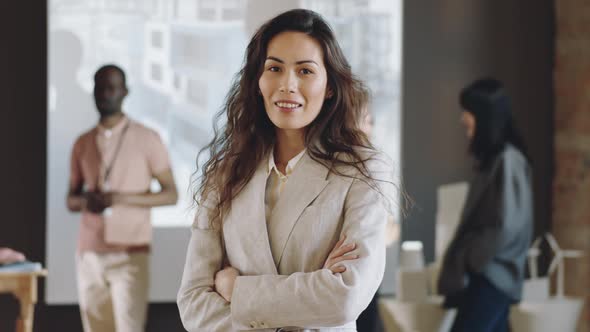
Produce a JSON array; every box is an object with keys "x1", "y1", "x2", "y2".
[
  {"x1": 193, "y1": 9, "x2": 385, "y2": 227},
  {"x1": 460, "y1": 78, "x2": 529, "y2": 171}
]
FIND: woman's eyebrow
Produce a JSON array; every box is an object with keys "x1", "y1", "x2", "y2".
[
  {"x1": 266, "y1": 56, "x2": 319, "y2": 66},
  {"x1": 266, "y1": 56, "x2": 284, "y2": 63}
]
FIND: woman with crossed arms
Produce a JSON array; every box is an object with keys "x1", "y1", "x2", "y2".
[{"x1": 178, "y1": 9, "x2": 397, "y2": 332}]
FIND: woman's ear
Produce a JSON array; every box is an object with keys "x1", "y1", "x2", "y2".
[{"x1": 325, "y1": 87, "x2": 333, "y2": 99}]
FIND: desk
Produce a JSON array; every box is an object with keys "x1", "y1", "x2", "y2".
[{"x1": 0, "y1": 270, "x2": 47, "y2": 332}]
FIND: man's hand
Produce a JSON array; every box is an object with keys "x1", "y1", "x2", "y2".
[
  {"x1": 215, "y1": 266, "x2": 240, "y2": 302},
  {"x1": 84, "y1": 191, "x2": 112, "y2": 214},
  {"x1": 97, "y1": 169, "x2": 178, "y2": 209}
]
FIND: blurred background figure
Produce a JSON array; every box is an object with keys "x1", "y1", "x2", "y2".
[
  {"x1": 67, "y1": 65, "x2": 178, "y2": 332},
  {"x1": 437, "y1": 78, "x2": 533, "y2": 332}
]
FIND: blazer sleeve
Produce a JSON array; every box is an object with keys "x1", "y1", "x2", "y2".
[
  {"x1": 177, "y1": 202, "x2": 233, "y2": 331},
  {"x1": 229, "y1": 155, "x2": 392, "y2": 330}
]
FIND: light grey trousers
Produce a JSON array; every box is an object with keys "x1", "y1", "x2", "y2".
[{"x1": 77, "y1": 251, "x2": 149, "y2": 332}]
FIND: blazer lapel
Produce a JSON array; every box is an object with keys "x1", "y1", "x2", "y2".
[
  {"x1": 267, "y1": 153, "x2": 330, "y2": 267},
  {"x1": 224, "y1": 159, "x2": 278, "y2": 275}
]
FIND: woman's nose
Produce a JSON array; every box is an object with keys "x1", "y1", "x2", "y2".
[{"x1": 278, "y1": 72, "x2": 297, "y2": 93}]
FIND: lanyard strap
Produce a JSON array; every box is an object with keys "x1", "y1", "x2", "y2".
[{"x1": 102, "y1": 121, "x2": 130, "y2": 187}]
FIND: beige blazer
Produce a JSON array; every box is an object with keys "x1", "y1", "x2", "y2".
[{"x1": 177, "y1": 150, "x2": 393, "y2": 332}]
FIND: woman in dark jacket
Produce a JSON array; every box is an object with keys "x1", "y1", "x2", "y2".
[{"x1": 438, "y1": 78, "x2": 533, "y2": 332}]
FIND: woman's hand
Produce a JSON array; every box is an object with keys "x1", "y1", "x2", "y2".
[
  {"x1": 323, "y1": 235, "x2": 359, "y2": 274},
  {"x1": 0, "y1": 247, "x2": 26, "y2": 264},
  {"x1": 215, "y1": 266, "x2": 240, "y2": 302}
]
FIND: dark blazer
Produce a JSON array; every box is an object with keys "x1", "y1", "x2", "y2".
[{"x1": 438, "y1": 144, "x2": 533, "y2": 301}]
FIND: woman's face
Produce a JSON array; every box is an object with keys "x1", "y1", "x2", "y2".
[
  {"x1": 460, "y1": 111, "x2": 476, "y2": 140},
  {"x1": 259, "y1": 31, "x2": 331, "y2": 136}
]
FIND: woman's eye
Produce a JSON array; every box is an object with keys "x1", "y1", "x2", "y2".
[
  {"x1": 268, "y1": 66, "x2": 280, "y2": 72},
  {"x1": 300, "y1": 68, "x2": 313, "y2": 75}
]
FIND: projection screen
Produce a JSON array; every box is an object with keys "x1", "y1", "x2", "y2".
[{"x1": 47, "y1": 0, "x2": 401, "y2": 303}]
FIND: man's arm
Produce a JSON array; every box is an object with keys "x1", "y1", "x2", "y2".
[
  {"x1": 67, "y1": 181, "x2": 108, "y2": 213},
  {"x1": 66, "y1": 141, "x2": 89, "y2": 212},
  {"x1": 67, "y1": 182, "x2": 86, "y2": 212},
  {"x1": 110, "y1": 169, "x2": 178, "y2": 208}
]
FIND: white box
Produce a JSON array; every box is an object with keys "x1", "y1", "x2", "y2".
[
  {"x1": 521, "y1": 278, "x2": 550, "y2": 301},
  {"x1": 396, "y1": 268, "x2": 429, "y2": 302}
]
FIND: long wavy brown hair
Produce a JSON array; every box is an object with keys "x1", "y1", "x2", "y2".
[{"x1": 194, "y1": 9, "x2": 393, "y2": 228}]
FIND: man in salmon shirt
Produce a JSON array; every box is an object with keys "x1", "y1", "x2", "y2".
[{"x1": 67, "y1": 64, "x2": 178, "y2": 332}]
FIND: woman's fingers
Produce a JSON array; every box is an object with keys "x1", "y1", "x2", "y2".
[
  {"x1": 214, "y1": 266, "x2": 240, "y2": 301},
  {"x1": 323, "y1": 235, "x2": 360, "y2": 272},
  {"x1": 337, "y1": 234, "x2": 346, "y2": 246},
  {"x1": 323, "y1": 238, "x2": 357, "y2": 269},
  {"x1": 330, "y1": 242, "x2": 356, "y2": 259},
  {"x1": 327, "y1": 254, "x2": 361, "y2": 273},
  {"x1": 215, "y1": 266, "x2": 237, "y2": 285},
  {"x1": 328, "y1": 235, "x2": 346, "y2": 255},
  {"x1": 329, "y1": 265, "x2": 347, "y2": 274},
  {"x1": 328, "y1": 254, "x2": 359, "y2": 268}
]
